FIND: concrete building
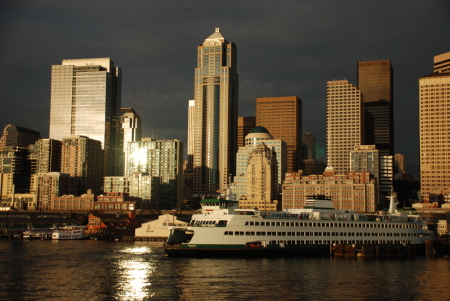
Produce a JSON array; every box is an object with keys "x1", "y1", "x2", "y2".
[
  {"x1": 256, "y1": 96, "x2": 302, "y2": 172},
  {"x1": 134, "y1": 214, "x2": 189, "y2": 240},
  {"x1": 61, "y1": 136, "x2": 103, "y2": 195},
  {"x1": 350, "y1": 145, "x2": 380, "y2": 195},
  {"x1": 28, "y1": 139, "x2": 62, "y2": 174},
  {"x1": 49, "y1": 58, "x2": 122, "y2": 176},
  {"x1": 31, "y1": 172, "x2": 78, "y2": 210},
  {"x1": 282, "y1": 168, "x2": 377, "y2": 213},
  {"x1": 191, "y1": 28, "x2": 238, "y2": 197},
  {"x1": 103, "y1": 172, "x2": 160, "y2": 210},
  {"x1": 126, "y1": 138, "x2": 183, "y2": 209},
  {"x1": 234, "y1": 126, "x2": 287, "y2": 206},
  {"x1": 302, "y1": 133, "x2": 316, "y2": 160},
  {"x1": 419, "y1": 70, "x2": 450, "y2": 202},
  {"x1": 0, "y1": 146, "x2": 30, "y2": 196},
  {"x1": 187, "y1": 100, "x2": 195, "y2": 171},
  {"x1": 53, "y1": 190, "x2": 96, "y2": 211},
  {"x1": 0, "y1": 124, "x2": 41, "y2": 150},
  {"x1": 326, "y1": 80, "x2": 362, "y2": 174},
  {"x1": 237, "y1": 116, "x2": 256, "y2": 148},
  {"x1": 120, "y1": 107, "x2": 142, "y2": 176},
  {"x1": 394, "y1": 153, "x2": 405, "y2": 173},
  {"x1": 434, "y1": 51, "x2": 450, "y2": 73},
  {"x1": 95, "y1": 192, "x2": 142, "y2": 211},
  {"x1": 357, "y1": 60, "x2": 394, "y2": 157}
]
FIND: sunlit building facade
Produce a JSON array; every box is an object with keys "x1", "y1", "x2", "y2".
[
  {"x1": 256, "y1": 96, "x2": 302, "y2": 172},
  {"x1": 419, "y1": 71, "x2": 450, "y2": 201},
  {"x1": 0, "y1": 124, "x2": 41, "y2": 150},
  {"x1": 191, "y1": 28, "x2": 238, "y2": 197},
  {"x1": 121, "y1": 107, "x2": 142, "y2": 176},
  {"x1": 49, "y1": 58, "x2": 122, "y2": 176},
  {"x1": 326, "y1": 80, "x2": 362, "y2": 174}
]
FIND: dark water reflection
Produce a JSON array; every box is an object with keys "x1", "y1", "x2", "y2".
[{"x1": 0, "y1": 240, "x2": 449, "y2": 300}]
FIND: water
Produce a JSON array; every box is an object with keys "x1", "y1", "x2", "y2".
[{"x1": 1, "y1": 240, "x2": 449, "y2": 301}]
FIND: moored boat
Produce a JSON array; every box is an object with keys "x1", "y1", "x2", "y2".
[
  {"x1": 164, "y1": 189, "x2": 435, "y2": 257},
  {"x1": 52, "y1": 226, "x2": 88, "y2": 240}
]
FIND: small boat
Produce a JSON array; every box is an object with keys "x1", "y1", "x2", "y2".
[
  {"x1": 22, "y1": 228, "x2": 55, "y2": 240},
  {"x1": 52, "y1": 226, "x2": 87, "y2": 240}
]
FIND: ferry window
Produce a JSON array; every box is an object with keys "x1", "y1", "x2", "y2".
[
  {"x1": 250, "y1": 222, "x2": 254, "y2": 226},
  {"x1": 297, "y1": 232, "x2": 302, "y2": 236},
  {"x1": 299, "y1": 222, "x2": 304, "y2": 226},
  {"x1": 287, "y1": 232, "x2": 292, "y2": 236},
  {"x1": 245, "y1": 222, "x2": 248, "y2": 226},
  {"x1": 278, "y1": 232, "x2": 286, "y2": 236},
  {"x1": 305, "y1": 232, "x2": 310, "y2": 236},
  {"x1": 260, "y1": 222, "x2": 265, "y2": 226},
  {"x1": 271, "y1": 222, "x2": 276, "y2": 226},
  {"x1": 280, "y1": 222, "x2": 285, "y2": 226},
  {"x1": 276, "y1": 222, "x2": 280, "y2": 226},
  {"x1": 245, "y1": 232, "x2": 250, "y2": 235},
  {"x1": 295, "y1": 222, "x2": 299, "y2": 227},
  {"x1": 255, "y1": 222, "x2": 259, "y2": 226}
]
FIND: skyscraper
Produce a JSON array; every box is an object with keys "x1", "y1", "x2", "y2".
[
  {"x1": 256, "y1": 96, "x2": 302, "y2": 172},
  {"x1": 187, "y1": 100, "x2": 195, "y2": 171},
  {"x1": 302, "y1": 133, "x2": 316, "y2": 160},
  {"x1": 121, "y1": 107, "x2": 142, "y2": 176},
  {"x1": 237, "y1": 116, "x2": 256, "y2": 148},
  {"x1": 49, "y1": 58, "x2": 122, "y2": 176},
  {"x1": 0, "y1": 124, "x2": 41, "y2": 150},
  {"x1": 326, "y1": 80, "x2": 362, "y2": 174},
  {"x1": 191, "y1": 28, "x2": 238, "y2": 196},
  {"x1": 419, "y1": 71, "x2": 450, "y2": 201},
  {"x1": 357, "y1": 60, "x2": 393, "y2": 157},
  {"x1": 434, "y1": 51, "x2": 450, "y2": 73}
]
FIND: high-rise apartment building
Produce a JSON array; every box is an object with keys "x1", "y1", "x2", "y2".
[
  {"x1": 326, "y1": 80, "x2": 362, "y2": 174},
  {"x1": 0, "y1": 146, "x2": 30, "y2": 195},
  {"x1": 126, "y1": 138, "x2": 183, "y2": 209},
  {"x1": 419, "y1": 71, "x2": 450, "y2": 201},
  {"x1": 0, "y1": 124, "x2": 41, "y2": 150},
  {"x1": 28, "y1": 139, "x2": 62, "y2": 174},
  {"x1": 191, "y1": 28, "x2": 238, "y2": 196},
  {"x1": 434, "y1": 51, "x2": 450, "y2": 73},
  {"x1": 237, "y1": 116, "x2": 256, "y2": 148},
  {"x1": 121, "y1": 107, "x2": 142, "y2": 176},
  {"x1": 256, "y1": 96, "x2": 302, "y2": 172},
  {"x1": 49, "y1": 58, "x2": 122, "y2": 176},
  {"x1": 357, "y1": 60, "x2": 393, "y2": 157},
  {"x1": 61, "y1": 136, "x2": 103, "y2": 195}
]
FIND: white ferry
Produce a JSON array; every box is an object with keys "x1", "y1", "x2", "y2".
[
  {"x1": 52, "y1": 226, "x2": 87, "y2": 240},
  {"x1": 22, "y1": 228, "x2": 55, "y2": 240},
  {"x1": 164, "y1": 190, "x2": 435, "y2": 257}
]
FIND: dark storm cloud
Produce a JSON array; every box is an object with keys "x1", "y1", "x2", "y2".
[{"x1": 1, "y1": 1, "x2": 449, "y2": 176}]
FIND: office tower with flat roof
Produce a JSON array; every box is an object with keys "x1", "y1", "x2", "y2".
[
  {"x1": 302, "y1": 133, "x2": 316, "y2": 160},
  {"x1": 0, "y1": 146, "x2": 30, "y2": 196},
  {"x1": 126, "y1": 138, "x2": 183, "y2": 209},
  {"x1": 394, "y1": 153, "x2": 405, "y2": 173},
  {"x1": 192, "y1": 28, "x2": 238, "y2": 196},
  {"x1": 0, "y1": 124, "x2": 41, "y2": 150},
  {"x1": 419, "y1": 71, "x2": 450, "y2": 202},
  {"x1": 61, "y1": 136, "x2": 103, "y2": 195},
  {"x1": 357, "y1": 60, "x2": 393, "y2": 157},
  {"x1": 326, "y1": 80, "x2": 362, "y2": 174},
  {"x1": 121, "y1": 107, "x2": 142, "y2": 176},
  {"x1": 49, "y1": 58, "x2": 122, "y2": 176},
  {"x1": 434, "y1": 51, "x2": 450, "y2": 73},
  {"x1": 237, "y1": 116, "x2": 256, "y2": 148},
  {"x1": 256, "y1": 96, "x2": 302, "y2": 172},
  {"x1": 28, "y1": 139, "x2": 62, "y2": 174}
]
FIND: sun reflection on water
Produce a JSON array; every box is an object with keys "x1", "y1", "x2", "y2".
[{"x1": 115, "y1": 246, "x2": 157, "y2": 300}]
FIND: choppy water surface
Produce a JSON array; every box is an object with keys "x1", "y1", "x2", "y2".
[{"x1": 0, "y1": 240, "x2": 449, "y2": 300}]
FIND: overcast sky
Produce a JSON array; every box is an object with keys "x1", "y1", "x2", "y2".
[{"x1": 1, "y1": 1, "x2": 449, "y2": 177}]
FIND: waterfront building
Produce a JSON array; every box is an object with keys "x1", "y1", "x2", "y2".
[
  {"x1": 237, "y1": 116, "x2": 256, "y2": 148},
  {"x1": 49, "y1": 58, "x2": 122, "y2": 176},
  {"x1": 126, "y1": 138, "x2": 183, "y2": 209},
  {"x1": 31, "y1": 172, "x2": 78, "y2": 210},
  {"x1": 326, "y1": 80, "x2": 362, "y2": 174},
  {"x1": 357, "y1": 60, "x2": 394, "y2": 157},
  {"x1": 135, "y1": 214, "x2": 189, "y2": 240},
  {"x1": 121, "y1": 107, "x2": 142, "y2": 176},
  {"x1": 103, "y1": 172, "x2": 160, "y2": 210},
  {"x1": 0, "y1": 124, "x2": 41, "y2": 150},
  {"x1": 434, "y1": 51, "x2": 450, "y2": 73},
  {"x1": 234, "y1": 127, "x2": 287, "y2": 208},
  {"x1": 191, "y1": 28, "x2": 238, "y2": 197},
  {"x1": 282, "y1": 167, "x2": 377, "y2": 213},
  {"x1": 95, "y1": 192, "x2": 142, "y2": 211},
  {"x1": 53, "y1": 190, "x2": 95, "y2": 211},
  {"x1": 61, "y1": 136, "x2": 103, "y2": 195},
  {"x1": 256, "y1": 96, "x2": 302, "y2": 172},
  {"x1": 419, "y1": 70, "x2": 450, "y2": 202}
]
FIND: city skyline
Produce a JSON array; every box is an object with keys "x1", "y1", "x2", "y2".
[{"x1": 1, "y1": 2, "x2": 450, "y2": 177}]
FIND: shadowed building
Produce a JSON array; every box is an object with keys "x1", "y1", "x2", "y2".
[
  {"x1": 191, "y1": 28, "x2": 238, "y2": 197},
  {"x1": 237, "y1": 116, "x2": 256, "y2": 148},
  {"x1": 256, "y1": 96, "x2": 302, "y2": 172},
  {"x1": 357, "y1": 60, "x2": 393, "y2": 157},
  {"x1": 0, "y1": 124, "x2": 41, "y2": 150}
]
